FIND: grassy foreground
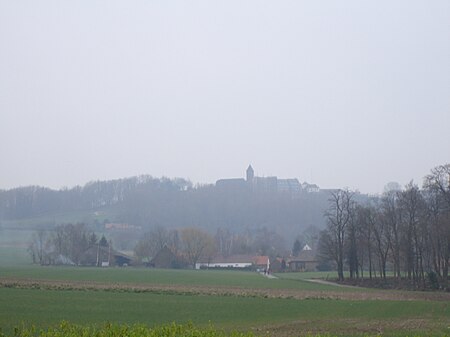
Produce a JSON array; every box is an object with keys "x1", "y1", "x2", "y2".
[
  {"x1": 0, "y1": 321, "x2": 255, "y2": 337},
  {"x1": 7, "y1": 321, "x2": 438, "y2": 337},
  {"x1": 0, "y1": 265, "x2": 449, "y2": 336},
  {"x1": 0, "y1": 287, "x2": 449, "y2": 336}
]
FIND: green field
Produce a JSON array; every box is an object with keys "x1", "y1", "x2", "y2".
[
  {"x1": 0, "y1": 287, "x2": 448, "y2": 336},
  {"x1": 0, "y1": 266, "x2": 348, "y2": 291},
  {"x1": 0, "y1": 237, "x2": 448, "y2": 336},
  {"x1": 0, "y1": 265, "x2": 449, "y2": 336}
]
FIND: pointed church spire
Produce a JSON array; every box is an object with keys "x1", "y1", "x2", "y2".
[{"x1": 246, "y1": 165, "x2": 254, "y2": 182}]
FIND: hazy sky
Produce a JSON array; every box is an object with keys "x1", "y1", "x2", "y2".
[{"x1": 1, "y1": 1, "x2": 449, "y2": 194}]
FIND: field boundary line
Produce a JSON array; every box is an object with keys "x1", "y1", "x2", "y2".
[
  {"x1": 305, "y1": 279, "x2": 358, "y2": 288},
  {"x1": 1, "y1": 277, "x2": 449, "y2": 302}
]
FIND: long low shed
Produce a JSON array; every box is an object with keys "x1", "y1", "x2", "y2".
[{"x1": 195, "y1": 262, "x2": 252, "y2": 269}]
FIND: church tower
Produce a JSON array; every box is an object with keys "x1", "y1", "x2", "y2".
[{"x1": 246, "y1": 165, "x2": 254, "y2": 183}]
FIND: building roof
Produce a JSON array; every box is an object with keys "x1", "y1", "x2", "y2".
[
  {"x1": 198, "y1": 255, "x2": 269, "y2": 265},
  {"x1": 277, "y1": 178, "x2": 302, "y2": 194},
  {"x1": 253, "y1": 255, "x2": 269, "y2": 266},
  {"x1": 215, "y1": 178, "x2": 246, "y2": 189},
  {"x1": 288, "y1": 249, "x2": 317, "y2": 263}
]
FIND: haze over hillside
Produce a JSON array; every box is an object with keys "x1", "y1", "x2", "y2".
[{"x1": 0, "y1": 168, "x2": 339, "y2": 245}]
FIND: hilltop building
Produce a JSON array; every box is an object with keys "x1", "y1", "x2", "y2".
[
  {"x1": 301, "y1": 183, "x2": 320, "y2": 193},
  {"x1": 246, "y1": 165, "x2": 254, "y2": 182},
  {"x1": 216, "y1": 165, "x2": 305, "y2": 197}
]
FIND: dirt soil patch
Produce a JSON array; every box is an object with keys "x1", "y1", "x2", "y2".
[{"x1": 1, "y1": 277, "x2": 449, "y2": 302}]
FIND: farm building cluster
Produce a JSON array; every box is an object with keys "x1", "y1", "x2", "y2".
[{"x1": 145, "y1": 244, "x2": 318, "y2": 273}]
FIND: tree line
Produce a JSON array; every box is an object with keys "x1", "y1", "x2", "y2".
[
  {"x1": 1, "y1": 175, "x2": 332, "y2": 242},
  {"x1": 0, "y1": 176, "x2": 190, "y2": 219},
  {"x1": 318, "y1": 164, "x2": 450, "y2": 290},
  {"x1": 29, "y1": 223, "x2": 216, "y2": 269},
  {"x1": 134, "y1": 225, "x2": 287, "y2": 267},
  {"x1": 28, "y1": 221, "x2": 312, "y2": 269}
]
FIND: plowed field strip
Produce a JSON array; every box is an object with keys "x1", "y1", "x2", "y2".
[{"x1": 1, "y1": 277, "x2": 448, "y2": 302}]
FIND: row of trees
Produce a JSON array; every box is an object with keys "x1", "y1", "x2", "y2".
[
  {"x1": 134, "y1": 226, "x2": 288, "y2": 267},
  {"x1": 1, "y1": 175, "x2": 331, "y2": 242},
  {"x1": 0, "y1": 176, "x2": 191, "y2": 219},
  {"x1": 29, "y1": 223, "x2": 288, "y2": 269},
  {"x1": 319, "y1": 164, "x2": 450, "y2": 289}
]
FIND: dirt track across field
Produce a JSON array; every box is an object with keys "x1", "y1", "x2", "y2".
[
  {"x1": 1, "y1": 277, "x2": 449, "y2": 302},
  {"x1": 305, "y1": 278, "x2": 359, "y2": 288}
]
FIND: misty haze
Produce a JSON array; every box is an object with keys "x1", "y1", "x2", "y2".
[{"x1": 0, "y1": 1, "x2": 449, "y2": 336}]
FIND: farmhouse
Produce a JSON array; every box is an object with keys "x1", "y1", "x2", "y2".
[
  {"x1": 45, "y1": 246, "x2": 132, "y2": 267},
  {"x1": 148, "y1": 246, "x2": 187, "y2": 269},
  {"x1": 287, "y1": 244, "x2": 318, "y2": 272},
  {"x1": 81, "y1": 245, "x2": 133, "y2": 267},
  {"x1": 253, "y1": 255, "x2": 270, "y2": 271},
  {"x1": 112, "y1": 251, "x2": 133, "y2": 267},
  {"x1": 195, "y1": 255, "x2": 269, "y2": 270}
]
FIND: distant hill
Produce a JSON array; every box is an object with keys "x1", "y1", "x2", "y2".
[{"x1": 0, "y1": 175, "x2": 342, "y2": 241}]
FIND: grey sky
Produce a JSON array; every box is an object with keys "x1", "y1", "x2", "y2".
[{"x1": 1, "y1": 1, "x2": 449, "y2": 194}]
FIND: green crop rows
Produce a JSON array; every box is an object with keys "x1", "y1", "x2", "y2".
[{"x1": 0, "y1": 266, "x2": 449, "y2": 336}]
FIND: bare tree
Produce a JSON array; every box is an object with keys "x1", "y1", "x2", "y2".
[
  {"x1": 424, "y1": 164, "x2": 450, "y2": 205},
  {"x1": 134, "y1": 226, "x2": 177, "y2": 262},
  {"x1": 354, "y1": 203, "x2": 381, "y2": 279},
  {"x1": 251, "y1": 227, "x2": 286, "y2": 257},
  {"x1": 380, "y1": 191, "x2": 402, "y2": 279},
  {"x1": 181, "y1": 227, "x2": 215, "y2": 268},
  {"x1": 315, "y1": 164, "x2": 448, "y2": 289},
  {"x1": 373, "y1": 204, "x2": 390, "y2": 280},
  {"x1": 398, "y1": 182, "x2": 427, "y2": 287},
  {"x1": 134, "y1": 231, "x2": 154, "y2": 262},
  {"x1": 424, "y1": 164, "x2": 450, "y2": 289},
  {"x1": 27, "y1": 229, "x2": 50, "y2": 265},
  {"x1": 300, "y1": 225, "x2": 321, "y2": 251},
  {"x1": 52, "y1": 225, "x2": 66, "y2": 256},
  {"x1": 323, "y1": 189, "x2": 354, "y2": 281},
  {"x1": 318, "y1": 228, "x2": 337, "y2": 271},
  {"x1": 65, "y1": 223, "x2": 89, "y2": 265},
  {"x1": 215, "y1": 227, "x2": 233, "y2": 257},
  {"x1": 346, "y1": 208, "x2": 359, "y2": 279},
  {"x1": 167, "y1": 229, "x2": 181, "y2": 255},
  {"x1": 151, "y1": 226, "x2": 171, "y2": 252}
]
